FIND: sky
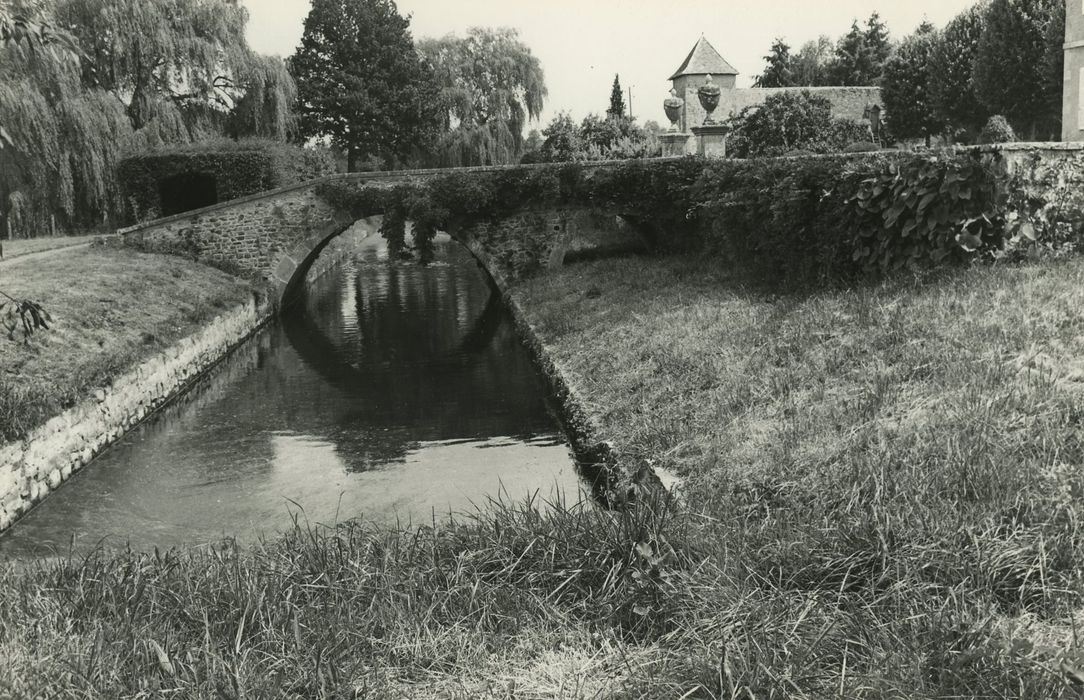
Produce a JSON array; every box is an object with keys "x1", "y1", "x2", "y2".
[{"x1": 242, "y1": 0, "x2": 980, "y2": 129}]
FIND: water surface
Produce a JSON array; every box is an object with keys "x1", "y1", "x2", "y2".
[{"x1": 1, "y1": 236, "x2": 582, "y2": 556}]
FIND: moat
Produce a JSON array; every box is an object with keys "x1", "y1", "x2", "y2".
[{"x1": 0, "y1": 236, "x2": 584, "y2": 556}]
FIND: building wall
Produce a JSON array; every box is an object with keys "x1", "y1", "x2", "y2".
[
  {"x1": 674, "y1": 74, "x2": 737, "y2": 131},
  {"x1": 1063, "y1": 0, "x2": 1084, "y2": 141},
  {"x1": 674, "y1": 84, "x2": 883, "y2": 134}
]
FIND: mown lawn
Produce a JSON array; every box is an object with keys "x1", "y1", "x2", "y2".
[
  {"x1": 3, "y1": 252, "x2": 1084, "y2": 698},
  {"x1": 0, "y1": 243, "x2": 259, "y2": 442},
  {"x1": 1, "y1": 234, "x2": 106, "y2": 260}
]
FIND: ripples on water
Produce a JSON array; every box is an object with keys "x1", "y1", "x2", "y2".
[{"x1": 1, "y1": 235, "x2": 583, "y2": 556}]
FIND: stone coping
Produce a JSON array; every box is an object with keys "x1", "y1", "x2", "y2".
[{"x1": 116, "y1": 157, "x2": 685, "y2": 237}]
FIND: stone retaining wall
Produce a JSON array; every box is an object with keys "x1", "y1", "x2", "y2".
[{"x1": 0, "y1": 295, "x2": 272, "y2": 534}]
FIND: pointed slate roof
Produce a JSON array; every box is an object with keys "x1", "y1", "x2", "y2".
[{"x1": 669, "y1": 36, "x2": 739, "y2": 80}]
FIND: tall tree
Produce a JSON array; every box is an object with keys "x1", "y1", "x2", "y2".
[
  {"x1": 882, "y1": 21, "x2": 943, "y2": 144},
  {"x1": 864, "y1": 12, "x2": 893, "y2": 72},
  {"x1": 792, "y1": 36, "x2": 834, "y2": 86},
  {"x1": 55, "y1": 0, "x2": 293, "y2": 139},
  {"x1": 291, "y1": 0, "x2": 437, "y2": 170},
  {"x1": 755, "y1": 38, "x2": 794, "y2": 87},
  {"x1": 2, "y1": 0, "x2": 295, "y2": 239},
  {"x1": 829, "y1": 13, "x2": 892, "y2": 86},
  {"x1": 607, "y1": 74, "x2": 625, "y2": 119},
  {"x1": 928, "y1": 4, "x2": 988, "y2": 138},
  {"x1": 973, "y1": 0, "x2": 1063, "y2": 139},
  {"x1": 420, "y1": 27, "x2": 546, "y2": 167}
]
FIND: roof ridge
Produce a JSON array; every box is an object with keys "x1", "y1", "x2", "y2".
[{"x1": 669, "y1": 36, "x2": 739, "y2": 80}]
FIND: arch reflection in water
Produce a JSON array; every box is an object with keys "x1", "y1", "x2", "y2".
[{"x1": 0, "y1": 235, "x2": 584, "y2": 557}]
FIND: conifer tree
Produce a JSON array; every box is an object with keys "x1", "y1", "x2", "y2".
[
  {"x1": 755, "y1": 39, "x2": 795, "y2": 87},
  {"x1": 882, "y1": 22, "x2": 943, "y2": 144},
  {"x1": 928, "y1": 4, "x2": 988, "y2": 138},
  {"x1": 607, "y1": 74, "x2": 625, "y2": 119},
  {"x1": 973, "y1": 0, "x2": 1063, "y2": 139}
]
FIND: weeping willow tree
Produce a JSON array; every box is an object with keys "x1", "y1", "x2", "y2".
[
  {"x1": 0, "y1": 0, "x2": 297, "y2": 238},
  {"x1": 54, "y1": 0, "x2": 295, "y2": 139},
  {"x1": 419, "y1": 27, "x2": 546, "y2": 167}
]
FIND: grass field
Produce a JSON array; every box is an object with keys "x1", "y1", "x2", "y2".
[
  {"x1": 2, "y1": 252, "x2": 1084, "y2": 697},
  {"x1": 0, "y1": 234, "x2": 106, "y2": 260},
  {"x1": 0, "y1": 243, "x2": 258, "y2": 442}
]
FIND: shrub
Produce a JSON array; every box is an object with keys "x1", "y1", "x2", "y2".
[
  {"x1": 118, "y1": 139, "x2": 338, "y2": 223},
  {"x1": 726, "y1": 91, "x2": 874, "y2": 158},
  {"x1": 320, "y1": 150, "x2": 1013, "y2": 286},
  {"x1": 980, "y1": 115, "x2": 1017, "y2": 144},
  {"x1": 843, "y1": 141, "x2": 882, "y2": 153}
]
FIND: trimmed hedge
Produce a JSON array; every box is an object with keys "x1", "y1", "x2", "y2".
[
  {"x1": 318, "y1": 150, "x2": 1035, "y2": 286},
  {"x1": 118, "y1": 139, "x2": 337, "y2": 223}
]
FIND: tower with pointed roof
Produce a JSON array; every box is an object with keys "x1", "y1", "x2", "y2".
[{"x1": 670, "y1": 36, "x2": 739, "y2": 133}]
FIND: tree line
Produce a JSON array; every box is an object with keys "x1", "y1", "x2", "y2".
[
  {"x1": 756, "y1": 0, "x2": 1065, "y2": 143},
  {"x1": 0, "y1": 0, "x2": 560, "y2": 239}
]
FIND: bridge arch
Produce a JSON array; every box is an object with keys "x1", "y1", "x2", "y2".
[{"x1": 117, "y1": 166, "x2": 656, "y2": 309}]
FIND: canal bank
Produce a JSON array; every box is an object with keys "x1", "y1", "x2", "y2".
[
  {"x1": 0, "y1": 227, "x2": 390, "y2": 537},
  {"x1": 1, "y1": 232, "x2": 616, "y2": 548}
]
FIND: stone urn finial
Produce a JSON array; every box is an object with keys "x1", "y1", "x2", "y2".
[
  {"x1": 698, "y1": 74, "x2": 722, "y2": 125},
  {"x1": 663, "y1": 88, "x2": 684, "y2": 132}
]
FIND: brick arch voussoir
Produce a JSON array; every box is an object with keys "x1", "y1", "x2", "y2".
[{"x1": 272, "y1": 211, "x2": 382, "y2": 307}]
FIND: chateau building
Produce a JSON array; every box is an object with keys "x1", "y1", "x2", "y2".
[{"x1": 667, "y1": 36, "x2": 882, "y2": 138}]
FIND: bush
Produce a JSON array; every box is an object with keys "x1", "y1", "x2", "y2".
[
  {"x1": 843, "y1": 141, "x2": 882, "y2": 153},
  {"x1": 320, "y1": 150, "x2": 1013, "y2": 286},
  {"x1": 118, "y1": 139, "x2": 338, "y2": 223},
  {"x1": 980, "y1": 115, "x2": 1017, "y2": 144},
  {"x1": 726, "y1": 91, "x2": 875, "y2": 158},
  {"x1": 693, "y1": 150, "x2": 1006, "y2": 283}
]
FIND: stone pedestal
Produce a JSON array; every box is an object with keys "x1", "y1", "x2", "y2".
[
  {"x1": 692, "y1": 125, "x2": 729, "y2": 158},
  {"x1": 660, "y1": 132, "x2": 693, "y2": 157}
]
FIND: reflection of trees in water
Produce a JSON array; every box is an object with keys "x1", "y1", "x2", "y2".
[{"x1": 282, "y1": 238, "x2": 562, "y2": 472}]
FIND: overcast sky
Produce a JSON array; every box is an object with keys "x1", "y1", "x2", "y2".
[{"x1": 242, "y1": 0, "x2": 979, "y2": 129}]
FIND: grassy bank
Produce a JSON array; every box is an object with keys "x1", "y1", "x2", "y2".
[
  {"x1": 3, "y1": 252, "x2": 1084, "y2": 697},
  {"x1": 1, "y1": 234, "x2": 106, "y2": 260},
  {"x1": 0, "y1": 243, "x2": 259, "y2": 442}
]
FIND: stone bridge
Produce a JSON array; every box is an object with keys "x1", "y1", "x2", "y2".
[{"x1": 118, "y1": 160, "x2": 671, "y2": 305}]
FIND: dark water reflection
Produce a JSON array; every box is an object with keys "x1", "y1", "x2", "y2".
[{"x1": 1, "y1": 236, "x2": 582, "y2": 557}]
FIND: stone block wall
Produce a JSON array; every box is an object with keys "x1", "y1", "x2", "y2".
[
  {"x1": 675, "y1": 86, "x2": 882, "y2": 135},
  {"x1": 122, "y1": 185, "x2": 353, "y2": 286},
  {"x1": 0, "y1": 296, "x2": 271, "y2": 534},
  {"x1": 454, "y1": 206, "x2": 647, "y2": 281}
]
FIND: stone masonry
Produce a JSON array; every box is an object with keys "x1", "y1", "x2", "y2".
[
  {"x1": 0, "y1": 295, "x2": 270, "y2": 534},
  {"x1": 120, "y1": 162, "x2": 652, "y2": 304}
]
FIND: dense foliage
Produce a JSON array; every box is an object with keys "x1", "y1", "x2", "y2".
[
  {"x1": 290, "y1": 0, "x2": 437, "y2": 172},
  {"x1": 830, "y1": 13, "x2": 892, "y2": 86},
  {"x1": 0, "y1": 0, "x2": 297, "y2": 238},
  {"x1": 419, "y1": 27, "x2": 546, "y2": 167},
  {"x1": 522, "y1": 112, "x2": 661, "y2": 163},
  {"x1": 881, "y1": 22, "x2": 943, "y2": 143},
  {"x1": 980, "y1": 114, "x2": 1018, "y2": 144},
  {"x1": 928, "y1": 4, "x2": 989, "y2": 139},
  {"x1": 754, "y1": 39, "x2": 794, "y2": 88},
  {"x1": 318, "y1": 149, "x2": 1033, "y2": 285},
  {"x1": 725, "y1": 91, "x2": 872, "y2": 158},
  {"x1": 118, "y1": 140, "x2": 336, "y2": 223},
  {"x1": 607, "y1": 74, "x2": 626, "y2": 119},
  {"x1": 972, "y1": 0, "x2": 1064, "y2": 139},
  {"x1": 755, "y1": 14, "x2": 891, "y2": 88}
]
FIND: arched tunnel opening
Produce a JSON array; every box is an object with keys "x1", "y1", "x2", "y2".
[{"x1": 158, "y1": 172, "x2": 218, "y2": 216}]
